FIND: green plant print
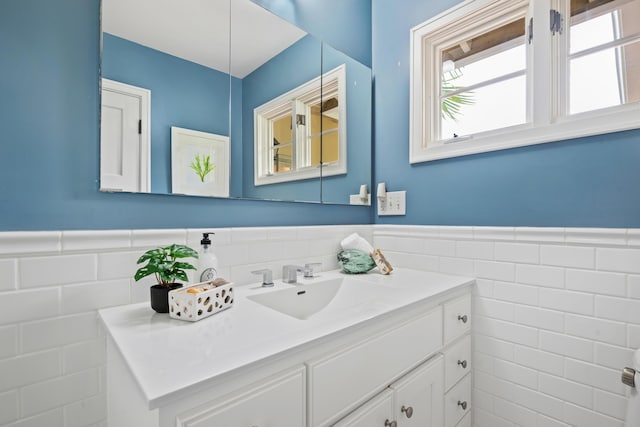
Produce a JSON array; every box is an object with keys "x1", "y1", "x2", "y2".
[{"x1": 190, "y1": 153, "x2": 216, "y2": 183}]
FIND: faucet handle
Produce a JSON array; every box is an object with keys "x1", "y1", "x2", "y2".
[
  {"x1": 251, "y1": 269, "x2": 274, "y2": 287},
  {"x1": 303, "y1": 263, "x2": 322, "y2": 278},
  {"x1": 282, "y1": 265, "x2": 303, "y2": 284}
]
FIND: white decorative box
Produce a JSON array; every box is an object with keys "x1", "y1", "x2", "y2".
[{"x1": 169, "y1": 278, "x2": 234, "y2": 321}]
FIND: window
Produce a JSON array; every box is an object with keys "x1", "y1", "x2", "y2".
[
  {"x1": 410, "y1": 0, "x2": 640, "y2": 163},
  {"x1": 568, "y1": 0, "x2": 640, "y2": 114},
  {"x1": 254, "y1": 65, "x2": 346, "y2": 186}
]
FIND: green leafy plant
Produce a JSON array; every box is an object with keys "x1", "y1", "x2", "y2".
[
  {"x1": 190, "y1": 154, "x2": 216, "y2": 183},
  {"x1": 134, "y1": 244, "x2": 198, "y2": 286},
  {"x1": 441, "y1": 69, "x2": 475, "y2": 122}
]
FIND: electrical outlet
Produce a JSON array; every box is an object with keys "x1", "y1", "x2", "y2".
[
  {"x1": 349, "y1": 194, "x2": 370, "y2": 205},
  {"x1": 378, "y1": 190, "x2": 406, "y2": 216}
]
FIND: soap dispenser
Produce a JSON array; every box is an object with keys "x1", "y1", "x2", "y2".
[{"x1": 197, "y1": 233, "x2": 218, "y2": 282}]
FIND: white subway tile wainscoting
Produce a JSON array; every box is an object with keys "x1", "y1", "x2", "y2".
[
  {"x1": 0, "y1": 225, "x2": 638, "y2": 426},
  {"x1": 375, "y1": 225, "x2": 640, "y2": 427},
  {"x1": 0, "y1": 225, "x2": 371, "y2": 427}
]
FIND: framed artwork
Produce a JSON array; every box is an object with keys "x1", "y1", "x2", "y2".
[{"x1": 171, "y1": 127, "x2": 230, "y2": 197}]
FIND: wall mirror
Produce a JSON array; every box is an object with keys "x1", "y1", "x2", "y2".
[{"x1": 100, "y1": 0, "x2": 371, "y2": 205}]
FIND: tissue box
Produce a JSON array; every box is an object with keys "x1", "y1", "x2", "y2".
[{"x1": 169, "y1": 278, "x2": 234, "y2": 322}]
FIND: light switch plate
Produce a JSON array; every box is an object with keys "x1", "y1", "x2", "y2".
[{"x1": 378, "y1": 190, "x2": 406, "y2": 216}]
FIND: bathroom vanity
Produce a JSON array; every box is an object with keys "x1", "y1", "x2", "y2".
[{"x1": 99, "y1": 269, "x2": 472, "y2": 426}]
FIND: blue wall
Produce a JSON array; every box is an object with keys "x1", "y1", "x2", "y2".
[
  {"x1": 254, "y1": 0, "x2": 372, "y2": 68},
  {"x1": 372, "y1": 0, "x2": 640, "y2": 227},
  {"x1": 0, "y1": 0, "x2": 370, "y2": 231},
  {"x1": 5, "y1": 0, "x2": 636, "y2": 231},
  {"x1": 102, "y1": 34, "x2": 231, "y2": 194}
]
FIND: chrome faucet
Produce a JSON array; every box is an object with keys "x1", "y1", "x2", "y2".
[
  {"x1": 282, "y1": 263, "x2": 322, "y2": 284},
  {"x1": 282, "y1": 265, "x2": 303, "y2": 284},
  {"x1": 302, "y1": 262, "x2": 322, "y2": 278},
  {"x1": 251, "y1": 269, "x2": 274, "y2": 287}
]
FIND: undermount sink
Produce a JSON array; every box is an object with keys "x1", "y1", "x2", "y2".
[{"x1": 248, "y1": 278, "x2": 344, "y2": 320}]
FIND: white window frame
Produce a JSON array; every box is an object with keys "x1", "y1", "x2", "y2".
[
  {"x1": 254, "y1": 64, "x2": 347, "y2": 186},
  {"x1": 409, "y1": 0, "x2": 640, "y2": 164}
]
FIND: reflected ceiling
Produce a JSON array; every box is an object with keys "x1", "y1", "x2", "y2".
[{"x1": 102, "y1": 0, "x2": 306, "y2": 78}]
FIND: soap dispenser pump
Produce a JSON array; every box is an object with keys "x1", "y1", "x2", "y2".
[{"x1": 197, "y1": 232, "x2": 218, "y2": 282}]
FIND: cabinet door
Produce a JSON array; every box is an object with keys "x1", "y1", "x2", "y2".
[
  {"x1": 390, "y1": 355, "x2": 443, "y2": 427},
  {"x1": 176, "y1": 366, "x2": 305, "y2": 427},
  {"x1": 333, "y1": 389, "x2": 394, "y2": 427},
  {"x1": 444, "y1": 294, "x2": 471, "y2": 345},
  {"x1": 308, "y1": 307, "x2": 442, "y2": 426},
  {"x1": 456, "y1": 412, "x2": 471, "y2": 427},
  {"x1": 444, "y1": 374, "x2": 470, "y2": 427},
  {"x1": 443, "y1": 334, "x2": 471, "y2": 391}
]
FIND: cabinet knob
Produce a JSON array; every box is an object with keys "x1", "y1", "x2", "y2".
[
  {"x1": 457, "y1": 359, "x2": 468, "y2": 369},
  {"x1": 457, "y1": 314, "x2": 468, "y2": 324},
  {"x1": 384, "y1": 420, "x2": 397, "y2": 427},
  {"x1": 401, "y1": 405, "x2": 414, "y2": 418},
  {"x1": 458, "y1": 400, "x2": 468, "y2": 410}
]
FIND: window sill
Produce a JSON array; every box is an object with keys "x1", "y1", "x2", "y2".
[
  {"x1": 410, "y1": 103, "x2": 640, "y2": 164},
  {"x1": 254, "y1": 163, "x2": 347, "y2": 186}
]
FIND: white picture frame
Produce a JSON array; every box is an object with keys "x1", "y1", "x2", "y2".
[{"x1": 171, "y1": 126, "x2": 230, "y2": 197}]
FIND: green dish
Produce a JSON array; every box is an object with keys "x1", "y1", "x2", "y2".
[{"x1": 337, "y1": 249, "x2": 376, "y2": 274}]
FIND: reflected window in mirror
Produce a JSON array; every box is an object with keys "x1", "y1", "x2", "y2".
[
  {"x1": 272, "y1": 115, "x2": 294, "y2": 172},
  {"x1": 254, "y1": 64, "x2": 346, "y2": 186}
]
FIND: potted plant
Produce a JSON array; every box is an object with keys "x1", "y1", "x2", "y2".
[{"x1": 134, "y1": 244, "x2": 199, "y2": 313}]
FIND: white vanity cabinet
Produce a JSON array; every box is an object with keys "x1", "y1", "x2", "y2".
[
  {"x1": 331, "y1": 292, "x2": 471, "y2": 427},
  {"x1": 332, "y1": 389, "x2": 395, "y2": 427},
  {"x1": 442, "y1": 294, "x2": 472, "y2": 427},
  {"x1": 445, "y1": 374, "x2": 471, "y2": 427},
  {"x1": 390, "y1": 355, "x2": 444, "y2": 426},
  {"x1": 334, "y1": 356, "x2": 444, "y2": 427},
  {"x1": 444, "y1": 335, "x2": 470, "y2": 390},
  {"x1": 444, "y1": 293, "x2": 471, "y2": 345},
  {"x1": 100, "y1": 270, "x2": 473, "y2": 427},
  {"x1": 307, "y1": 306, "x2": 443, "y2": 426},
  {"x1": 175, "y1": 366, "x2": 306, "y2": 427}
]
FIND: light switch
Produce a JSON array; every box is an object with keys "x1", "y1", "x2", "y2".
[{"x1": 378, "y1": 190, "x2": 406, "y2": 216}]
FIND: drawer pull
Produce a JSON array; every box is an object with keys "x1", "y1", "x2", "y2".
[
  {"x1": 401, "y1": 405, "x2": 414, "y2": 418},
  {"x1": 457, "y1": 359, "x2": 467, "y2": 369},
  {"x1": 457, "y1": 400, "x2": 468, "y2": 410},
  {"x1": 457, "y1": 314, "x2": 468, "y2": 324},
  {"x1": 384, "y1": 420, "x2": 397, "y2": 427}
]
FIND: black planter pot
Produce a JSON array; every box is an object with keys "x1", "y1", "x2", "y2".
[{"x1": 150, "y1": 283, "x2": 182, "y2": 313}]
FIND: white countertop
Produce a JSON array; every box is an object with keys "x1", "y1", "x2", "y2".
[{"x1": 99, "y1": 268, "x2": 473, "y2": 409}]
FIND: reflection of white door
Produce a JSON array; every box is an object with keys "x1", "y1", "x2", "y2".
[{"x1": 100, "y1": 79, "x2": 150, "y2": 192}]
